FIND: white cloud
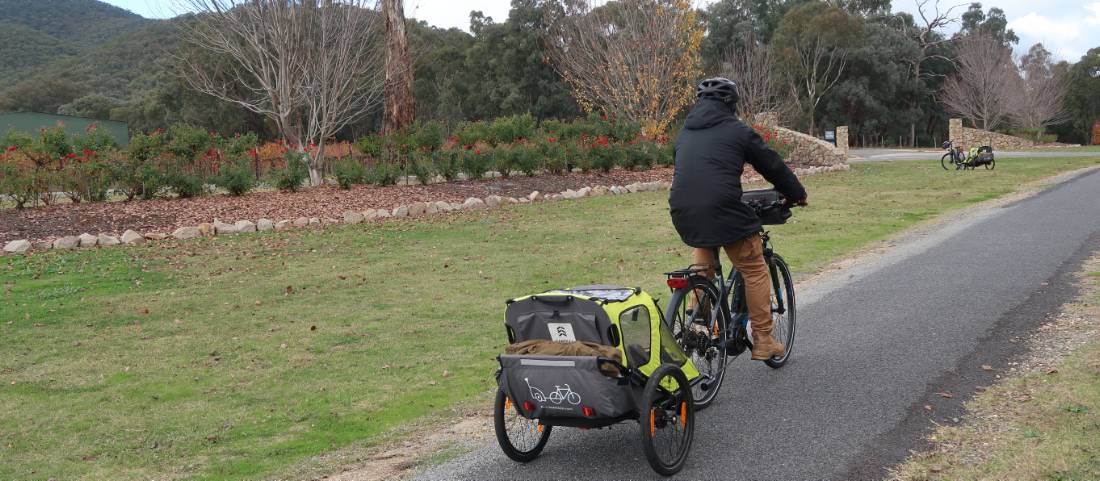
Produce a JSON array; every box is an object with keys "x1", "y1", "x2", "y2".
[
  {"x1": 405, "y1": 0, "x2": 510, "y2": 31},
  {"x1": 1009, "y1": 11, "x2": 1085, "y2": 60}
]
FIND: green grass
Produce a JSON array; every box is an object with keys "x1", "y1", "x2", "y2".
[
  {"x1": 1, "y1": 156, "x2": 1098, "y2": 480},
  {"x1": 1058, "y1": 145, "x2": 1100, "y2": 153},
  {"x1": 892, "y1": 271, "x2": 1100, "y2": 481}
]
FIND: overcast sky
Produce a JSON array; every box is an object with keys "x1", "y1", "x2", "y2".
[{"x1": 106, "y1": 0, "x2": 1100, "y2": 61}]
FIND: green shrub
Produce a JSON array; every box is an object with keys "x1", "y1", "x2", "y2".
[
  {"x1": 514, "y1": 144, "x2": 540, "y2": 176},
  {"x1": 39, "y1": 125, "x2": 72, "y2": 160},
  {"x1": 366, "y1": 162, "x2": 401, "y2": 186},
  {"x1": 460, "y1": 148, "x2": 490, "y2": 180},
  {"x1": 489, "y1": 114, "x2": 537, "y2": 145},
  {"x1": 214, "y1": 158, "x2": 255, "y2": 196},
  {"x1": 657, "y1": 142, "x2": 675, "y2": 167},
  {"x1": 622, "y1": 142, "x2": 657, "y2": 171},
  {"x1": 333, "y1": 158, "x2": 367, "y2": 190},
  {"x1": 411, "y1": 121, "x2": 444, "y2": 152},
  {"x1": 567, "y1": 143, "x2": 592, "y2": 173},
  {"x1": 0, "y1": 162, "x2": 48, "y2": 209},
  {"x1": 72, "y1": 125, "x2": 119, "y2": 153},
  {"x1": 167, "y1": 123, "x2": 213, "y2": 161},
  {"x1": 109, "y1": 157, "x2": 162, "y2": 200},
  {"x1": 433, "y1": 150, "x2": 461, "y2": 181},
  {"x1": 539, "y1": 141, "x2": 567, "y2": 175},
  {"x1": 166, "y1": 170, "x2": 205, "y2": 198},
  {"x1": 221, "y1": 132, "x2": 259, "y2": 158},
  {"x1": 385, "y1": 128, "x2": 417, "y2": 160},
  {"x1": 271, "y1": 151, "x2": 309, "y2": 192},
  {"x1": 61, "y1": 161, "x2": 112, "y2": 202},
  {"x1": 493, "y1": 144, "x2": 515, "y2": 177},
  {"x1": 409, "y1": 152, "x2": 435, "y2": 185},
  {"x1": 607, "y1": 117, "x2": 642, "y2": 142},
  {"x1": 353, "y1": 135, "x2": 385, "y2": 159},
  {"x1": 454, "y1": 121, "x2": 492, "y2": 147},
  {"x1": 589, "y1": 143, "x2": 620, "y2": 173}
]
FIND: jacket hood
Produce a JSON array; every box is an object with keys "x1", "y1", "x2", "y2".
[{"x1": 683, "y1": 98, "x2": 736, "y2": 130}]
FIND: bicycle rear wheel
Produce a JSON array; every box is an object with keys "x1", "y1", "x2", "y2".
[
  {"x1": 765, "y1": 254, "x2": 796, "y2": 369},
  {"x1": 666, "y1": 277, "x2": 727, "y2": 409}
]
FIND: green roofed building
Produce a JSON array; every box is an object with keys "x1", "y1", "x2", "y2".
[{"x1": 0, "y1": 111, "x2": 129, "y2": 147}]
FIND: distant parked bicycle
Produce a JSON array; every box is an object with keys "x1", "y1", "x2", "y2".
[{"x1": 941, "y1": 140, "x2": 995, "y2": 171}]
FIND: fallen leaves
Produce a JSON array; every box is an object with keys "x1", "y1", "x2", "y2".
[{"x1": 1, "y1": 168, "x2": 680, "y2": 244}]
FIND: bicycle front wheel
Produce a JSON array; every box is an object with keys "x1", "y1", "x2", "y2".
[
  {"x1": 666, "y1": 276, "x2": 727, "y2": 410},
  {"x1": 940, "y1": 153, "x2": 954, "y2": 171},
  {"x1": 765, "y1": 254, "x2": 796, "y2": 369}
]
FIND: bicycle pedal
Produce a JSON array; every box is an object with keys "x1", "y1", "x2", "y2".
[{"x1": 725, "y1": 338, "x2": 750, "y2": 356}]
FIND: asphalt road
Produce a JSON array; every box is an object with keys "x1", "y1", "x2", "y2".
[
  {"x1": 418, "y1": 167, "x2": 1100, "y2": 481},
  {"x1": 850, "y1": 148, "x2": 1100, "y2": 162}
]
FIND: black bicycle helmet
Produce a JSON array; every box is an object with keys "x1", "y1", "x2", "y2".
[{"x1": 696, "y1": 77, "x2": 739, "y2": 105}]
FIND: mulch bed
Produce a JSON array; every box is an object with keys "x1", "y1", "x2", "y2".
[{"x1": 0, "y1": 168, "x2": 678, "y2": 243}]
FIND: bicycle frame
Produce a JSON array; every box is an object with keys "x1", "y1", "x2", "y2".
[
  {"x1": 691, "y1": 231, "x2": 786, "y2": 345},
  {"x1": 943, "y1": 141, "x2": 966, "y2": 167}
]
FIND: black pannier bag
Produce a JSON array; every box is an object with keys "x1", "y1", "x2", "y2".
[{"x1": 742, "y1": 188, "x2": 791, "y2": 225}]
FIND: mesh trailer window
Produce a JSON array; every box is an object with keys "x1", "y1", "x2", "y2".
[{"x1": 619, "y1": 305, "x2": 651, "y2": 367}]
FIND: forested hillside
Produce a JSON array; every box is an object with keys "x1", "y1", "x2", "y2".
[{"x1": 0, "y1": 0, "x2": 149, "y2": 88}]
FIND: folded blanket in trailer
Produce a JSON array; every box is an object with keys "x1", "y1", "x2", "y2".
[{"x1": 505, "y1": 339, "x2": 623, "y2": 377}]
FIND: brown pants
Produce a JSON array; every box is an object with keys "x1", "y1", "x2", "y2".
[{"x1": 691, "y1": 235, "x2": 773, "y2": 339}]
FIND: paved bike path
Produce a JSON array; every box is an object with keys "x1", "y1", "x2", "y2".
[{"x1": 417, "y1": 167, "x2": 1100, "y2": 481}]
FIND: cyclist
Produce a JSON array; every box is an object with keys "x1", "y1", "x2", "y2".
[{"x1": 668, "y1": 77, "x2": 807, "y2": 361}]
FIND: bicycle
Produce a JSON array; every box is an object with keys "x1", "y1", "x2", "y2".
[
  {"x1": 942, "y1": 140, "x2": 996, "y2": 171},
  {"x1": 662, "y1": 190, "x2": 798, "y2": 409},
  {"x1": 941, "y1": 140, "x2": 966, "y2": 170}
]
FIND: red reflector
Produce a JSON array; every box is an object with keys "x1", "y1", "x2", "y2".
[
  {"x1": 582, "y1": 406, "x2": 597, "y2": 417},
  {"x1": 667, "y1": 277, "x2": 689, "y2": 289},
  {"x1": 522, "y1": 401, "x2": 535, "y2": 413}
]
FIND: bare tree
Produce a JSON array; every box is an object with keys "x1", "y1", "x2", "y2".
[
  {"x1": 940, "y1": 33, "x2": 1019, "y2": 131},
  {"x1": 719, "y1": 32, "x2": 790, "y2": 121},
  {"x1": 902, "y1": 0, "x2": 965, "y2": 146},
  {"x1": 545, "y1": 0, "x2": 703, "y2": 137},
  {"x1": 1013, "y1": 43, "x2": 1071, "y2": 140},
  {"x1": 176, "y1": 1, "x2": 386, "y2": 186},
  {"x1": 382, "y1": 0, "x2": 414, "y2": 134}
]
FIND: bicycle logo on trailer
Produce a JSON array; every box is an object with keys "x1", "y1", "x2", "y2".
[{"x1": 524, "y1": 377, "x2": 582, "y2": 405}]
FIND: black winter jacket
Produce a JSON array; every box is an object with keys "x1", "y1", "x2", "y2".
[{"x1": 669, "y1": 99, "x2": 806, "y2": 248}]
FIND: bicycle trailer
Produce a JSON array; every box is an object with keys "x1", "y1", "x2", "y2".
[{"x1": 494, "y1": 285, "x2": 700, "y2": 475}]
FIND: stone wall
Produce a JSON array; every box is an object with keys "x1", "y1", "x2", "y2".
[
  {"x1": 949, "y1": 118, "x2": 1036, "y2": 150},
  {"x1": 754, "y1": 113, "x2": 849, "y2": 167}
]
